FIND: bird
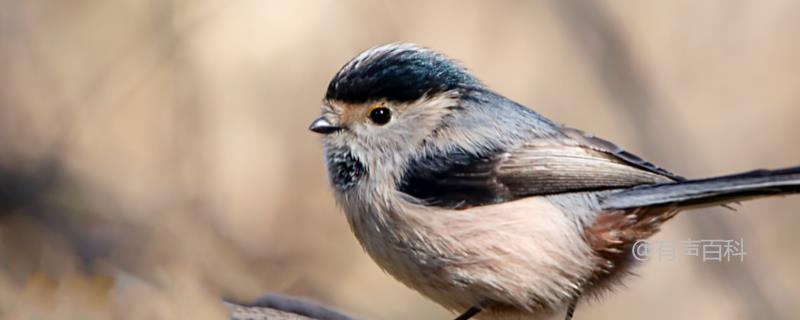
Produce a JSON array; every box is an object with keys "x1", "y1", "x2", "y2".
[{"x1": 308, "y1": 43, "x2": 800, "y2": 320}]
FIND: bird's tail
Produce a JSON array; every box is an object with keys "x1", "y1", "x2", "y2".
[{"x1": 600, "y1": 166, "x2": 800, "y2": 210}]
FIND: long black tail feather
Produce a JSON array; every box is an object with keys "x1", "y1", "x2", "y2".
[{"x1": 601, "y1": 166, "x2": 800, "y2": 210}]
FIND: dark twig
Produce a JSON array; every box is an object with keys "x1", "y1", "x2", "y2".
[
  {"x1": 565, "y1": 299, "x2": 577, "y2": 320},
  {"x1": 454, "y1": 307, "x2": 482, "y2": 320}
]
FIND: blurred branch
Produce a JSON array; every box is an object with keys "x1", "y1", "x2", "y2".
[
  {"x1": 226, "y1": 293, "x2": 357, "y2": 320},
  {"x1": 0, "y1": 160, "x2": 58, "y2": 212}
]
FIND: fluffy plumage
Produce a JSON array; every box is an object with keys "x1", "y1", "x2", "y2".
[{"x1": 312, "y1": 43, "x2": 800, "y2": 320}]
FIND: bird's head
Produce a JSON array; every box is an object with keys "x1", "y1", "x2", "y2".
[
  {"x1": 309, "y1": 44, "x2": 478, "y2": 190},
  {"x1": 310, "y1": 43, "x2": 556, "y2": 192}
]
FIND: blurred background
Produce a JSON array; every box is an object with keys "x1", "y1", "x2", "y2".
[{"x1": 1, "y1": 1, "x2": 799, "y2": 319}]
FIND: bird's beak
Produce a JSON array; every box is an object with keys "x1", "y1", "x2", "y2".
[{"x1": 308, "y1": 116, "x2": 341, "y2": 134}]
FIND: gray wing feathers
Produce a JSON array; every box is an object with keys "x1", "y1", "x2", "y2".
[
  {"x1": 498, "y1": 144, "x2": 672, "y2": 195},
  {"x1": 398, "y1": 140, "x2": 675, "y2": 209},
  {"x1": 560, "y1": 126, "x2": 685, "y2": 181}
]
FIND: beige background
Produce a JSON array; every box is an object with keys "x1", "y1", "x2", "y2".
[{"x1": 1, "y1": 1, "x2": 799, "y2": 319}]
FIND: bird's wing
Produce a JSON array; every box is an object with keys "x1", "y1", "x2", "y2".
[
  {"x1": 559, "y1": 126, "x2": 684, "y2": 181},
  {"x1": 398, "y1": 132, "x2": 677, "y2": 209}
]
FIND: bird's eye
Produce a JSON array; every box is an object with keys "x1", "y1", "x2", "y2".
[{"x1": 368, "y1": 106, "x2": 392, "y2": 125}]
